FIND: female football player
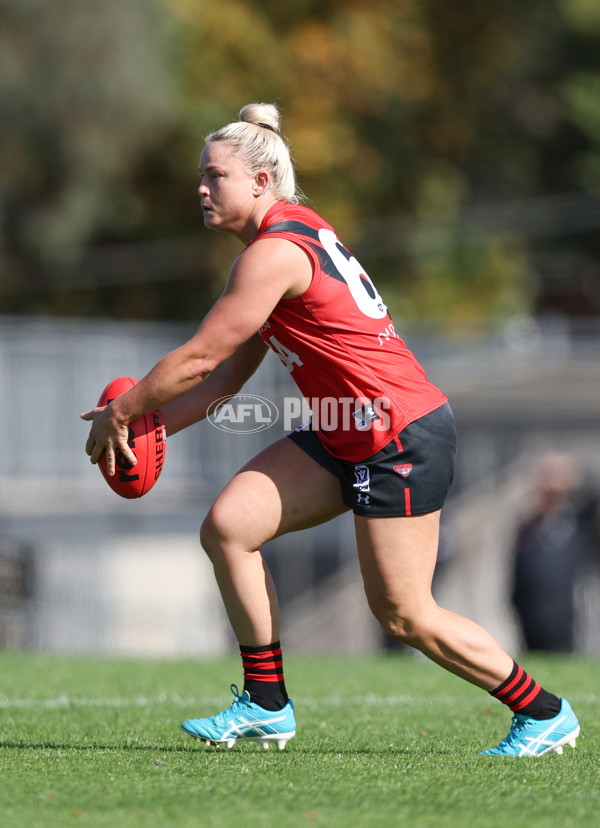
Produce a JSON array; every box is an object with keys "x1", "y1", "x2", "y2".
[{"x1": 82, "y1": 103, "x2": 579, "y2": 756}]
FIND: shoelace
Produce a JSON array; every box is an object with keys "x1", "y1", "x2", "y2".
[
  {"x1": 210, "y1": 685, "x2": 246, "y2": 723},
  {"x1": 501, "y1": 715, "x2": 528, "y2": 745}
]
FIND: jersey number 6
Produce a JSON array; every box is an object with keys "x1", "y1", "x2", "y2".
[{"x1": 318, "y1": 228, "x2": 388, "y2": 320}]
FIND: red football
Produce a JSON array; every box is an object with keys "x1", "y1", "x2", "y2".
[{"x1": 96, "y1": 376, "x2": 166, "y2": 499}]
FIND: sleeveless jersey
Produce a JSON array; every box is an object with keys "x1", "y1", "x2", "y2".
[{"x1": 251, "y1": 201, "x2": 447, "y2": 461}]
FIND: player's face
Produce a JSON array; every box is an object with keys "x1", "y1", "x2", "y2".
[{"x1": 198, "y1": 142, "x2": 256, "y2": 235}]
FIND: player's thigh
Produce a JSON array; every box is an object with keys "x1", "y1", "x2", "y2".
[
  {"x1": 202, "y1": 436, "x2": 348, "y2": 551},
  {"x1": 354, "y1": 510, "x2": 441, "y2": 618}
]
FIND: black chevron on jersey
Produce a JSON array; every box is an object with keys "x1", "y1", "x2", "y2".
[{"x1": 262, "y1": 220, "x2": 351, "y2": 284}]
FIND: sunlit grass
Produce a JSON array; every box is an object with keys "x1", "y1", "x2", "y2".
[{"x1": 0, "y1": 652, "x2": 597, "y2": 827}]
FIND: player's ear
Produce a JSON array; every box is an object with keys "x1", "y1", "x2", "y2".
[{"x1": 253, "y1": 171, "x2": 270, "y2": 197}]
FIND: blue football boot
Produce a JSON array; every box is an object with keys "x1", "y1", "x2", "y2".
[
  {"x1": 481, "y1": 698, "x2": 580, "y2": 757},
  {"x1": 182, "y1": 684, "x2": 296, "y2": 750}
]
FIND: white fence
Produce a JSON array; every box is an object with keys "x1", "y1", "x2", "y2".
[{"x1": 1, "y1": 314, "x2": 600, "y2": 655}]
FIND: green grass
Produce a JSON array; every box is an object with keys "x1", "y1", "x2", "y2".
[{"x1": 0, "y1": 652, "x2": 598, "y2": 827}]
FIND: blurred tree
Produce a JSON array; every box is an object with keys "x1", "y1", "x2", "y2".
[
  {"x1": 1, "y1": 0, "x2": 599, "y2": 327},
  {"x1": 0, "y1": 0, "x2": 216, "y2": 319}
]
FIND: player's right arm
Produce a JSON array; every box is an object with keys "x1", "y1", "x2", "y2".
[{"x1": 160, "y1": 332, "x2": 269, "y2": 436}]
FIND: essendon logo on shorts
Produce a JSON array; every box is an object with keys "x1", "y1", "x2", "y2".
[{"x1": 393, "y1": 463, "x2": 413, "y2": 478}]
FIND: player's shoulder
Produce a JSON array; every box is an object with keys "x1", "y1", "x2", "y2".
[
  {"x1": 258, "y1": 200, "x2": 335, "y2": 235},
  {"x1": 238, "y1": 234, "x2": 309, "y2": 268},
  {"x1": 231, "y1": 232, "x2": 313, "y2": 297}
]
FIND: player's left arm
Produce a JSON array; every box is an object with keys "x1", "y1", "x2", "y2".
[
  {"x1": 160, "y1": 332, "x2": 269, "y2": 436},
  {"x1": 82, "y1": 239, "x2": 311, "y2": 473}
]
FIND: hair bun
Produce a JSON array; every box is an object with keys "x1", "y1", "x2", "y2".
[{"x1": 239, "y1": 102, "x2": 281, "y2": 134}]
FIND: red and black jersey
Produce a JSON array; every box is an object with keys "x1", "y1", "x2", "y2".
[{"x1": 251, "y1": 201, "x2": 447, "y2": 461}]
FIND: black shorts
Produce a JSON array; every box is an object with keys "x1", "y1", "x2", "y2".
[{"x1": 288, "y1": 402, "x2": 457, "y2": 517}]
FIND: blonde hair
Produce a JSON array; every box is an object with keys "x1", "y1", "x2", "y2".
[{"x1": 205, "y1": 103, "x2": 303, "y2": 204}]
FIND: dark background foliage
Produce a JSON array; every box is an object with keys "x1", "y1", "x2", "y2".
[{"x1": 2, "y1": 0, "x2": 599, "y2": 331}]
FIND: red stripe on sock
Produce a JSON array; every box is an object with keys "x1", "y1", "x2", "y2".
[
  {"x1": 511, "y1": 682, "x2": 542, "y2": 712},
  {"x1": 241, "y1": 645, "x2": 284, "y2": 686},
  {"x1": 239, "y1": 642, "x2": 287, "y2": 707},
  {"x1": 249, "y1": 648, "x2": 282, "y2": 659},
  {"x1": 242, "y1": 658, "x2": 282, "y2": 671},
  {"x1": 503, "y1": 675, "x2": 535, "y2": 707},
  {"x1": 493, "y1": 664, "x2": 524, "y2": 701},
  {"x1": 242, "y1": 672, "x2": 284, "y2": 682}
]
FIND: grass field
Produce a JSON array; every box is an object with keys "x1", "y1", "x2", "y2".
[{"x1": 0, "y1": 652, "x2": 598, "y2": 827}]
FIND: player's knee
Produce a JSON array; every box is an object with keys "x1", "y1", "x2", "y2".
[
  {"x1": 372, "y1": 604, "x2": 431, "y2": 647},
  {"x1": 199, "y1": 502, "x2": 230, "y2": 560},
  {"x1": 199, "y1": 514, "x2": 215, "y2": 559},
  {"x1": 381, "y1": 615, "x2": 419, "y2": 645}
]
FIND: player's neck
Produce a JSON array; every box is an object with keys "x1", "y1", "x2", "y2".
[{"x1": 233, "y1": 197, "x2": 279, "y2": 245}]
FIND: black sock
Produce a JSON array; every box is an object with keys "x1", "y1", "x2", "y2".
[
  {"x1": 490, "y1": 661, "x2": 561, "y2": 720},
  {"x1": 240, "y1": 641, "x2": 289, "y2": 711}
]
